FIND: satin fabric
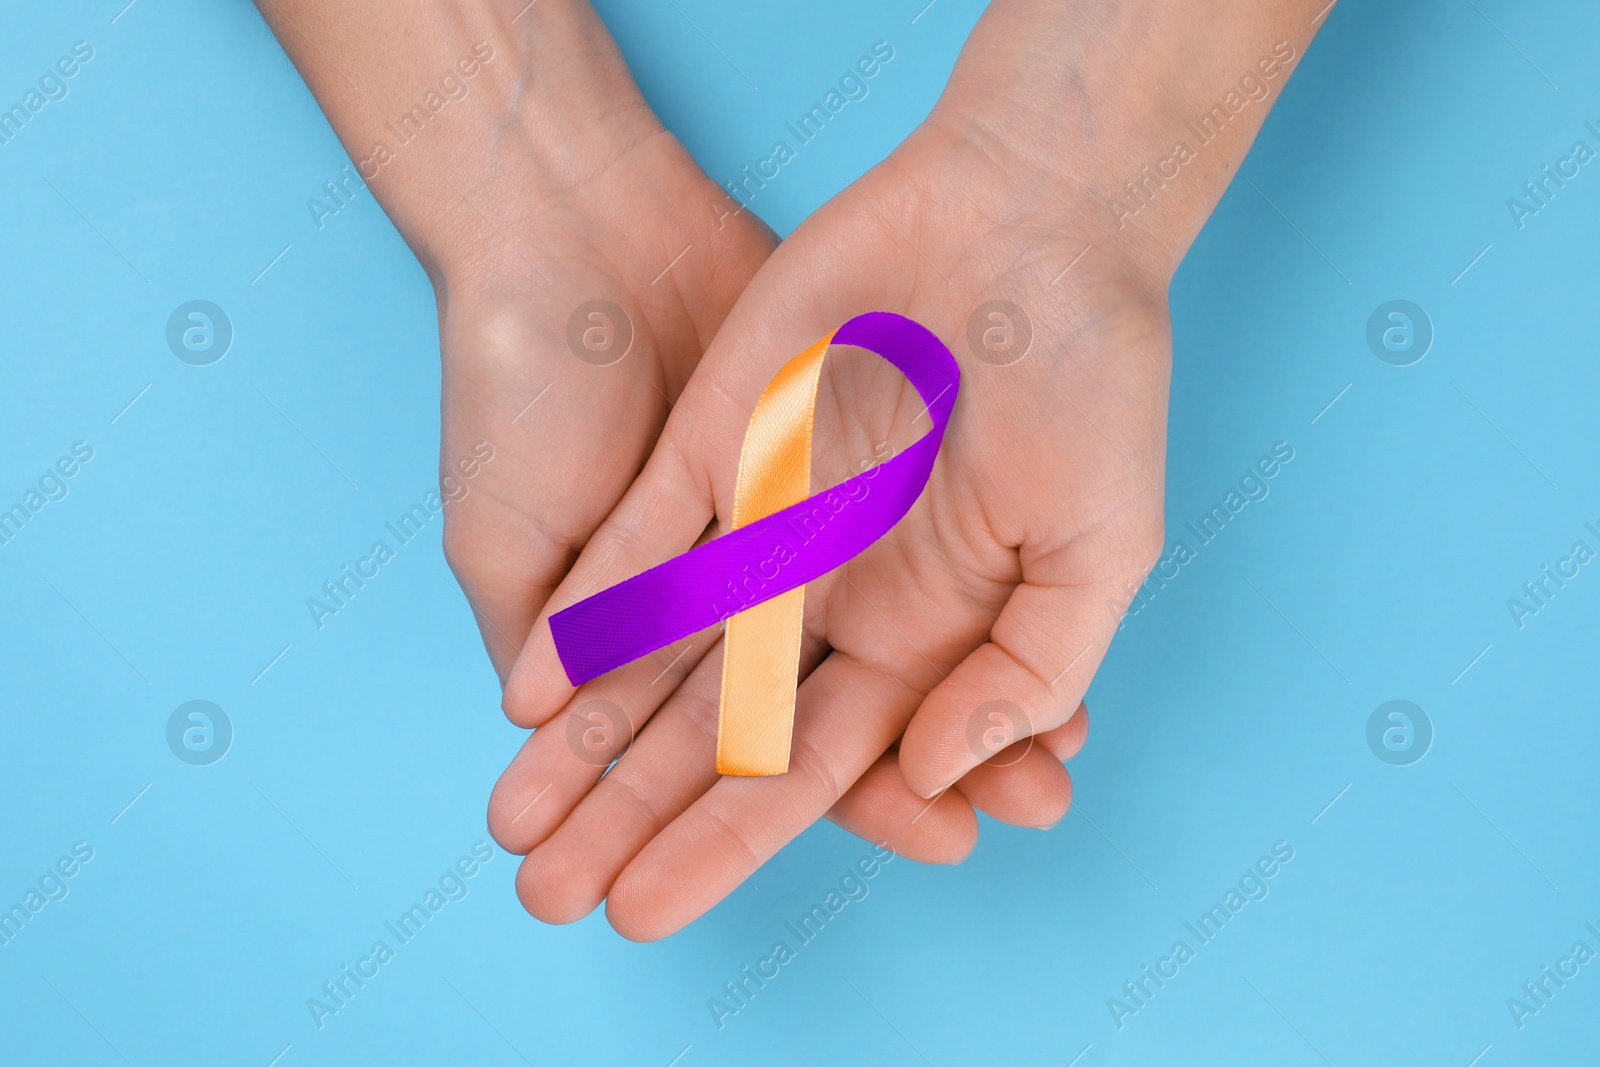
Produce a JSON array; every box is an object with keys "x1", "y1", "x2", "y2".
[{"x1": 549, "y1": 312, "x2": 960, "y2": 776}]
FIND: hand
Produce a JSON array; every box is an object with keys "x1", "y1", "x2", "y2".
[
  {"x1": 261, "y1": 0, "x2": 1316, "y2": 939},
  {"x1": 250, "y1": 0, "x2": 1078, "y2": 870},
  {"x1": 481, "y1": 0, "x2": 1321, "y2": 939},
  {"x1": 428, "y1": 47, "x2": 773, "y2": 686},
  {"x1": 489, "y1": 97, "x2": 1167, "y2": 938},
  {"x1": 434, "y1": 22, "x2": 1077, "y2": 864}
]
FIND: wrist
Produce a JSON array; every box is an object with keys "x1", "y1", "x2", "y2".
[
  {"x1": 909, "y1": 100, "x2": 1181, "y2": 298},
  {"x1": 376, "y1": 10, "x2": 665, "y2": 278},
  {"x1": 262, "y1": 1, "x2": 664, "y2": 281},
  {"x1": 928, "y1": 0, "x2": 1318, "y2": 283}
]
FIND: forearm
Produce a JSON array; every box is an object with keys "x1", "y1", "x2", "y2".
[
  {"x1": 253, "y1": 0, "x2": 658, "y2": 279},
  {"x1": 935, "y1": 0, "x2": 1324, "y2": 279}
]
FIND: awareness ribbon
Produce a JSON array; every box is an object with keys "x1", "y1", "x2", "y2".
[{"x1": 550, "y1": 311, "x2": 959, "y2": 776}]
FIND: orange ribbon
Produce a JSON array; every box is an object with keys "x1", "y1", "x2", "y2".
[{"x1": 716, "y1": 332, "x2": 835, "y2": 775}]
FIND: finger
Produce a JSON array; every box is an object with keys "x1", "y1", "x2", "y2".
[
  {"x1": 898, "y1": 560, "x2": 1122, "y2": 798},
  {"x1": 501, "y1": 427, "x2": 716, "y2": 728},
  {"x1": 509, "y1": 621, "x2": 847, "y2": 918},
  {"x1": 952, "y1": 742, "x2": 1073, "y2": 829},
  {"x1": 825, "y1": 752, "x2": 977, "y2": 864},
  {"x1": 604, "y1": 649, "x2": 917, "y2": 942},
  {"x1": 486, "y1": 628, "x2": 719, "y2": 855},
  {"x1": 507, "y1": 653, "x2": 1002, "y2": 921},
  {"x1": 468, "y1": 611, "x2": 521, "y2": 686},
  {"x1": 1035, "y1": 701, "x2": 1090, "y2": 763},
  {"x1": 442, "y1": 470, "x2": 581, "y2": 686},
  {"x1": 941, "y1": 704, "x2": 1088, "y2": 828},
  {"x1": 512, "y1": 638, "x2": 728, "y2": 924},
  {"x1": 455, "y1": 563, "x2": 560, "y2": 685}
]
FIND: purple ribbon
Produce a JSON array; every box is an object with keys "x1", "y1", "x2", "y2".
[{"x1": 550, "y1": 311, "x2": 960, "y2": 686}]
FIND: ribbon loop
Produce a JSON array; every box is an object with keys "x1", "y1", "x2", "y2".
[{"x1": 549, "y1": 311, "x2": 960, "y2": 775}]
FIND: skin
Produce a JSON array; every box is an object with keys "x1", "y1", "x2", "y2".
[
  {"x1": 255, "y1": 0, "x2": 1073, "y2": 878},
  {"x1": 258, "y1": 0, "x2": 1322, "y2": 939}
]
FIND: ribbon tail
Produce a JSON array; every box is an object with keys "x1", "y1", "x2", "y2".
[{"x1": 717, "y1": 584, "x2": 806, "y2": 775}]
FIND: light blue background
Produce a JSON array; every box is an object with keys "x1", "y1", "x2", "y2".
[{"x1": 2, "y1": 0, "x2": 1597, "y2": 1064}]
